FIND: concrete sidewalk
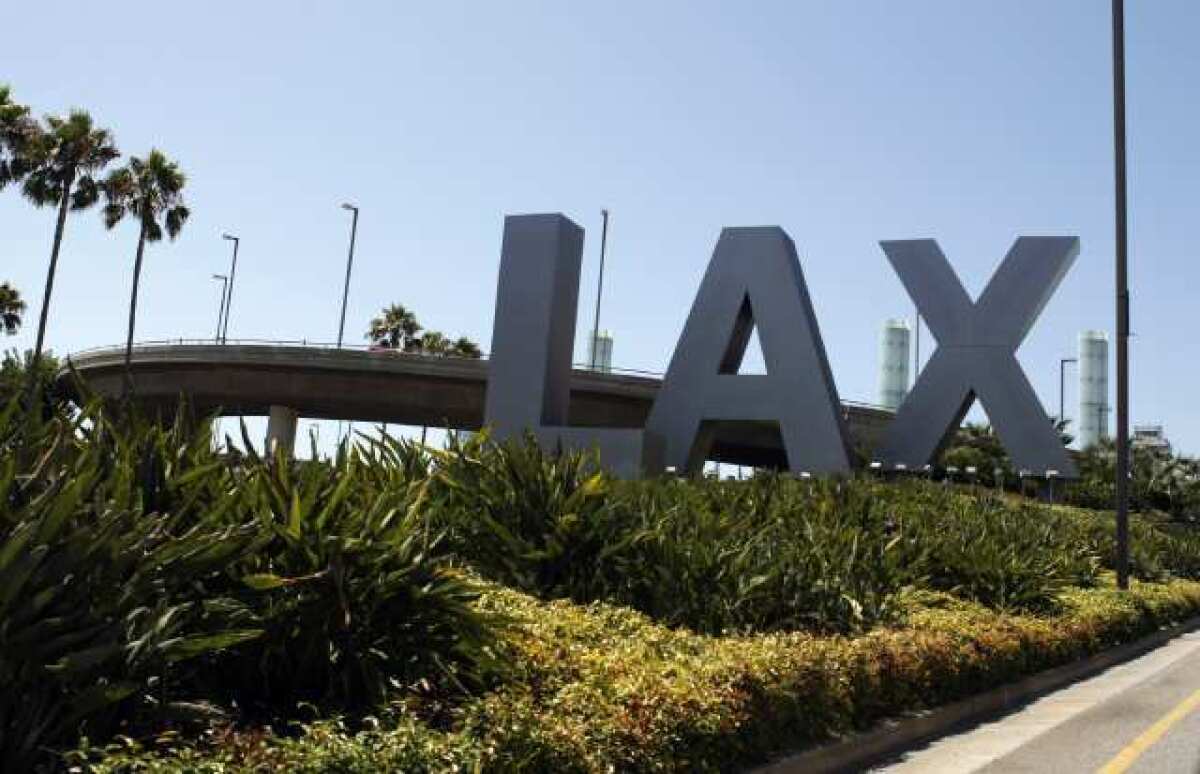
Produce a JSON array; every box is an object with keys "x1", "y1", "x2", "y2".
[{"x1": 873, "y1": 630, "x2": 1200, "y2": 773}]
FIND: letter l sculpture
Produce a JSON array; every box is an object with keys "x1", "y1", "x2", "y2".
[{"x1": 484, "y1": 213, "x2": 659, "y2": 477}]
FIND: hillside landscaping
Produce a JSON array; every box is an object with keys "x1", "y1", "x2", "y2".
[{"x1": 5, "y1": 397, "x2": 1200, "y2": 772}]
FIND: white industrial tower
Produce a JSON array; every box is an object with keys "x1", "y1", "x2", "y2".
[
  {"x1": 1078, "y1": 330, "x2": 1109, "y2": 448},
  {"x1": 878, "y1": 319, "x2": 911, "y2": 411},
  {"x1": 589, "y1": 330, "x2": 614, "y2": 373}
]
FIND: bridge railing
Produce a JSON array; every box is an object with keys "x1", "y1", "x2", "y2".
[{"x1": 64, "y1": 338, "x2": 671, "y2": 381}]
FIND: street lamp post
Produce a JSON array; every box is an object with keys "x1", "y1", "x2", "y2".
[
  {"x1": 1111, "y1": 0, "x2": 1131, "y2": 589},
  {"x1": 220, "y1": 234, "x2": 240, "y2": 344},
  {"x1": 590, "y1": 209, "x2": 609, "y2": 369},
  {"x1": 1059, "y1": 357, "x2": 1077, "y2": 427},
  {"x1": 211, "y1": 274, "x2": 228, "y2": 343},
  {"x1": 336, "y1": 203, "x2": 360, "y2": 348}
]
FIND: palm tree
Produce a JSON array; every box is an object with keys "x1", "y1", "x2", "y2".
[
  {"x1": 366, "y1": 304, "x2": 482, "y2": 359},
  {"x1": 451, "y1": 336, "x2": 482, "y2": 359},
  {"x1": 414, "y1": 329, "x2": 451, "y2": 355},
  {"x1": 0, "y1": 282, "x2": 24, "y2": 335},
  {"x1": 20, "y1": 110, "x2": 119, "y2": 374},
  {"x1": 0, "y1": 85, "x2": 32, "y2": 190},
  {"x1": 101, "y1": 150, "x2": 189, "y2": 392},
  {"x1": 367, "y1": 304, "x2": 421, "y2": 350}
]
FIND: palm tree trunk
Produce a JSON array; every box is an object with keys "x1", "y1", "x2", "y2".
[
  {"x1": 28, "y1": 175, "x2": 74, "y2": 403},
  {"x1": 122, "y1": 221, "x2": 148, "y2": 399}
]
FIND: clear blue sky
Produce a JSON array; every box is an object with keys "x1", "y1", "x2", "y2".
[{"x1": 2, "y1": 1, "x2": 1197, "y2": 454}]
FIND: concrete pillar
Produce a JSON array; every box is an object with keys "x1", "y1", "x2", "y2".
[{"x1": 265, "y1": 405, "x2": 299, "y2": 457}]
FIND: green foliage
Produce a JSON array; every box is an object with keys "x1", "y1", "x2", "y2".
[
  {"x1": 0, "y1": 401, "x2": 497, "y2": 770},
  {"x1": 428, "y1": 436, "x2": 1125, "y2": 632},
  {"x1": 592, "y1": 475, "x2": 910, "y2": 633},
  {"x1": 7, "y1": 404, "x2": 1200, "y2": 770},
  {"x1": 430, "y1": 434, "x2": 615, "y2": 598},
  {"x1": 76, "y1": 578, "x2": 1200, "y2": 773},
  {"x1": 896, "y1": 493, "x2": 1102, "y2": 611},
  {"x1": 939, "y1": 422, "x2": 1200, "y2": 528},
  {"x1": 0, "y1": 84, "x2": 33, "y2": 189},
  {"x1": 938, "y1": 422, "x2": 1013, "y2": 486},
  {"x1": 205, "y1": 433, "x2": 499, "y2": 715},
  {"x1": 0, "y1": 402, "x2": 261, "y2": 771},
  {"x1": 17, "y1": 110, "x2": 119, "y2": 211},
  {"x1": 0, "y1": 348, "x2": 63, "y2": 409},
  {"x1": 1067, "y1": 438, "x2": 1200, "y2": 522},
  {"x1": 366, "y1": 302, "x2": 482, "y2": 357},
  {"x1": 101, "y1": 150, "x2": 189, "y2": 242},
  {"x1": 0, "y1": 281, "x2": 23, "y2": 335}
]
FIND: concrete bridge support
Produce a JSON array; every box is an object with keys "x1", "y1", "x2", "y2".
[{"x1": 265, "y1": 405, "x2": 299, "y2": 457}]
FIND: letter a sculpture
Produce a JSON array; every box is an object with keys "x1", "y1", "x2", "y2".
[{"x1": 646, "y1": 227, "x2": 851, "y2": 475}]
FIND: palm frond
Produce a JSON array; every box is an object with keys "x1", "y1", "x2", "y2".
[
  {"x1": 164, "y1": 205, "x2": 189, "y2": 240},
  {"x1": 69, "y1": 176, "x2": 99, "y2": 210}
]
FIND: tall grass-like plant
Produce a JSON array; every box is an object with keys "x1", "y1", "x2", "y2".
[
  {"x1": 6, "y1": 392, "x2": 1200, "y2": 767},
  {"x1": 0, "y1": 401, "x2": 261, "y2": 771},
  {"x1": 429, "y1": 440, "x2": 1117, "y2": 633},
  {"x1": 586, "y1": 475, "x2": 913, "y2": 633},
  {"x1": 430, "y1": 433, "x2": 619, "y2": 599},
  {"x1": 210, "y1": 431, "x2": 499, "y2": 714},
  {"x1": 0, "y1": 401, "x2": 501, "y2": 769}
]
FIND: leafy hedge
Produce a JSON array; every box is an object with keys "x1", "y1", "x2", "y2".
[
  {"x1": 7, "y1": 394, "x2": 1200, "y2": 771},
  {"x1": 0, "y1": 401, "x2": 495, "y2": 771},
  {"x1": 79, "y1": 578, "x2": 1200, "y2": 773},
  {"x1": 428, "y1": 437, "x2": 1197, "y2": 631}
]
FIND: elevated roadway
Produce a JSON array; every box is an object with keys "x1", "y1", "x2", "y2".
[{"x1": 60, "y1": 341, "x2": 894, "y2": 467}]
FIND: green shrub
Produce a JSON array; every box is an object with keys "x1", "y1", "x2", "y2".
[
  {"x1": 895, "y1": 491, "x2": 1103, "y2": 611},
  {"x1": 0, "y1": 402, "x2": 500, "y2": 770},
  {"x1": 429, "y1": 433, "x2": 616, "y2": 598},
  {"x1": 430, "y1": 439, "x2": 1113, "y2": 631},
  {"x1": 208, "y1": 431, "x2": 499, "y2": 715},
  {"x1": 595, "y1": 475, "x2": 910, "y2": 633},
  {"x1": 9, "y1": 401, "x2": 1200, "y2": 769},
  {"x1": 0, "y1": 402, "x2": 262, "y2": 771},
  {"x1": 76, "y1": 578, "x2": 1200, "y2": 773}
]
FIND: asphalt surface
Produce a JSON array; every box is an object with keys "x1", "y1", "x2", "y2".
[{"x1": 875, "y1": 631, "x2": 1200, "y2": 773}]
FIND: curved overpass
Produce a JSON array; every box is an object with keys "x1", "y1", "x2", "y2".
[{"x1": 60, "y1": 342, "x2": 894, "y2": 467}]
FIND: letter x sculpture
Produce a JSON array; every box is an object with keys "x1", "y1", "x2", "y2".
[{"x1": 877, "y1": 237, "x2": 1080, "y2": 477}]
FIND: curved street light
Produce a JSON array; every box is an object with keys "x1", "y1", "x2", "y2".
[
  {"x1": 337, "y1": 203, "x2": 359, "y2": 348},
  {"x1": 221, "y1": 233, "x2": 240, "y2": 344},
  {"x1": 211, "y1": 274, "x2": 228, "y2": 343}
]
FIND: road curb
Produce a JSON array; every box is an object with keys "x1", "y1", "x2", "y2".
[{"x1": 753, "y1": 614, "x2": 1200, "y2": 774}]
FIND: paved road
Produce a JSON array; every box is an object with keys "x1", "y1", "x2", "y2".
[{"x1": 876, "y1": 630, "x2": 1200, "y2": 773}]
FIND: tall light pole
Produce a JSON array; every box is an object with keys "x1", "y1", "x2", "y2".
[
  {"x1": 1111, "y1": 0, "x2": 1131, "y2": 589},
  {"x1": 336, "y1": 203, "x2": 359, "y2": 348},
  {"x1": 212, "y1": 274, "x2": 228, "y2": 343},
  {"x1": 590, "y1": 209, "x2": 609, "y2": 369},
  {"x1": 220, "y1": 234, "x2": 240, "y2": 344},
  {"x1": 1059, "y1": 357, "x2": 1077, "y2": 428}
]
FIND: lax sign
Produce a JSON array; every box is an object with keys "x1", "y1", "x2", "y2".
[{"x1": 483, "y1": 214, "x2": 1078, "y2": 479}]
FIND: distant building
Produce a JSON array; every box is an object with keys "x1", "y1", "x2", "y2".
[
  {"x1": 877, "y1": 319, "x2": 911, "y2": 411},
  {"x1": 1133, "y1": 424, "x2": 1171, "y2": 453},
  {"x1": 588, "y1": 330, "x2": 613, "y2": 373}
]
